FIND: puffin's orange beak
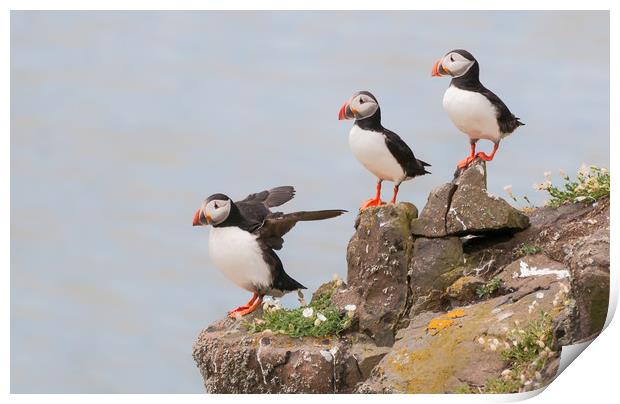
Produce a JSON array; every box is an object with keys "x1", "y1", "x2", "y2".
[
  {"x1": 193, "y1": 209, "x2": 211, "y2": 226},
  {"x1": 432, "y1": 60, "x2": 443, "y2": 77},
  {"x1": 338, "y1": 101, "x2": 347, "y2": 120},
  {"x1": 192, "y1": 210, "x2": 201, "y2": 226},
  {"x1": 338, "y1": 101, "x2": 355, "y2": 120}
]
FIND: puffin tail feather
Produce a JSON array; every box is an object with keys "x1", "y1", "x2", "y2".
[
  {"x1": 285, "y1": 210, "x2": 347, "y2": 222},
  {"x1": 417, "y1": 158, "x2": 432, "y2": 167}
]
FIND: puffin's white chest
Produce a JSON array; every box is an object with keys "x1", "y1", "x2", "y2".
[
  {"x1": 348, "y1": 125, "x2": 405, "y2": 182},
  {"x1": 208, "y1": 226, "x2": 271, "y2": 293},
  {"x1": 442, "y1": 86, "x2": 501, "y2": 142}
]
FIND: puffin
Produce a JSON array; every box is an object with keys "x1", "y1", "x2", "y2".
[
  {"x1": 431, "y1": 49, "x2": 524, "y2": 169},
  {"x1": 192, "y1": 186, "x2": 345, "y2": 318},
  {"x1": 338, "y1": 90, "x2": 431, "y2": 210}
]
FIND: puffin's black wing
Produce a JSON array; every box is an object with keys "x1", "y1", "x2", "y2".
[
  {"x1": 382, "y1": 129, "x2": 431, "y2": 178},
  {"x1": 235, "y1": 186, "x2": 296, "y2": 225},
  {"x1": 255, "y1": 209, "x2": 345, "y2": 296},
  {"x1": 240, "y1": 186, "x2": 295, "y2": 208},
  {"x1": 256, "y1": 210, "x2": 346, "y2": 250},
  {"x1": 479, "y1": 86, "x2": 524, "y2": 135}
]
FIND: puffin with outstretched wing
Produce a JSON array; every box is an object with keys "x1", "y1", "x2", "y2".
[{"x1": 192, "y1": 186, "x2": 345, "y2": 318}]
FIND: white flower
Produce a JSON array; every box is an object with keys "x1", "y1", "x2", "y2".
[
  {"x1": 574, "y1": 196, "x2": 587, "y2": 202},
  {"x1": 344, "y1": 304, "x2": 357, "y2": 312},
  {"x1": 543, "y1": 171, "x2": 552, "y2": 180},
  {"x1": 314, "y1": 318, "x2": 322, "y2": 327},
  {"x1": 559, "y1": 169, "x2": 567, "y2": 178},
  {"x1": 316, "y1": 312, "x2": 327, "y2": 322},
  {"x1": 477, "y1": 337, "x2": 486, "y2": 345},
  {"x1": 501, "y1": 369, "x2": 512, "y2": 377},
  {"x1": 578, "y1": 163, "x2": 590, "y2": 177},
  {"x1": 503, "y1": 185, "x2": 514, "y2": 197},
  {"x1": 533, "y1": 181, "x2": 551, "y2": 191},
  {"x1": 302, "y1": 307, "x2": 314, "y2": 318}
]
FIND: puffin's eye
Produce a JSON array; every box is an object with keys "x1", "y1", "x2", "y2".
[
  {"x1": 214, "y1": 202, "x2": 219, "y2": 209},
  {"x1": 359, "y1": 97, "x2": 365, "y2": 104},
  {"x1": 450, "y1": 55, "x2": 454, "y2": 62}
]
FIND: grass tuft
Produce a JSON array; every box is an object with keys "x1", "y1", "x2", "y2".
[
  {"x1": 246, "y1": 284, "x2": 352, "y2": 338},
  {"x1": 515, "y1": 244, "x2": 543, "y2": 257},
  {"x1": 482, "y1": 311, "x2": 555, "y2": 393},
  {"x1": 534, "y1": 165, "x2": 609, "y2": 208},
  {"x1": 475, "y1": 277, "x2": 503, "y2": 300}
]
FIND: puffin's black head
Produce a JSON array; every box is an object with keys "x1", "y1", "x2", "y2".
[
  {"x1": 432, "y1": 49, "x2": 477, "y2": 78},
  {"x1": 192, "y1": 193, "x2": 233, "y2": 226},
  {"x1": 338, "y1": 90, "x2": 380, "y2": 121}
]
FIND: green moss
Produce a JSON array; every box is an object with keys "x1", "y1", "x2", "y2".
[
  {"x1": 588, "y1": 287, "x2": 610, "y2": 335},
  {"x1": 483, "y1": 377, "x2": 522, "y2": 394},
  {"x1": 454, "y1": 383, "x2": 474, "y2": 394},
  {"x1": 246, "y1": 285, "x2": 351, "y2": 338},
  {"x1": 516, "y1": 244, "x2": 543, "y2": 257},
  {"x1": 475, "y1": 277, "x2": 502, "y2": 300}
]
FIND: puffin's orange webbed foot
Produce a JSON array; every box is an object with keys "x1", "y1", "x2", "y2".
[
  {"x1": 228, "y1": 294, "x2": 262, "y2": 318},
  {"x1": 360, "y1": 198, "x2": 386, "y2": 210},
  {"x1": 476, "y1": 143, "x2": 499, "y2": 162},
  {"x1": 456, "y1": 155, "x2": 477, "y2": 169},
  {"x1": 476, "y1": 151, "x2": 494, "y2": 161}
]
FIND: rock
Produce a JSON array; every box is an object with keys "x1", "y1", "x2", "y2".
[
  {"x1": 447, "y1": 160, "x2": 530, "y2": 235},
  {"x1": 567, "y1": 229, "x2": 610, "y2": 340},
  {"x1": 343, "y1": 202, "x2": 418, "y2": 346},
  {"x1": 446, "y1": 275, "x2": 485, "y2": 304},
  {"x1": 192, "y1": 186, "x2": 609, "y2": 394},
  {"x1": 523, "y1": 197, "x2": 610, "y2": 340},
  {"x1": 192, "y1": 318, "x2": 378, "y2": 393},
  {"x1": 494, "y1": 254, "x2": 570, "y2": 302},
  {"x1": 357, "y1": 255, "x2": 571, "y2": 393},
  {"x1": 410, "y1": 183, "x2": 457, "y2": 238},
  {"x1": 411, "y1": 160, "x2": 529, "y2": 237},
  {"x1": 409, "y1": 237, "x2": 465, "y2": 314}
]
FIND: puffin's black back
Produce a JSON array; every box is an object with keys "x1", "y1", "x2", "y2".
[
  {"x1": 450, "y1": 56, "x2": 524, "y2": 135},
  {"x1": 355, "y1": 105, "x2": 431, "y2": 178}
]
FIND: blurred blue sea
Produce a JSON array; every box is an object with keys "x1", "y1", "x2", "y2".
[{"x1": 11, "y1": 11, "x2": 609, "y2": 392}]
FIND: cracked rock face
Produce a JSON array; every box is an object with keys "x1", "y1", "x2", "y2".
[
  {"x1": 411, "y1": 159, "x2": 530, "y2": 237},
  {"x1": 529, "y1": 198, "x2": 610, "y2": 340},
  {"x1": 343, "y1": 202, "x2": 418, "y2": 346},
  {"x1": 192, "y1": 317, "x2": 387, "y2": 393},
  {"x1": 409, "y1": 237, "x2": 465, "y2": 315},
  {"x1": 357, "y1": 254, "x2": 571, "y2": 393}
]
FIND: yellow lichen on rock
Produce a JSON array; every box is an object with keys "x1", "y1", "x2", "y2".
[
  {"x1": 426, "y1": 309, "x2": 466, "y2": 335},
  {"x1": 427, "y1": 318, "x2": 454, "y2": 335},
  {"x1": 444, "y1": 308, "x2": 466, "y2": 319}
]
